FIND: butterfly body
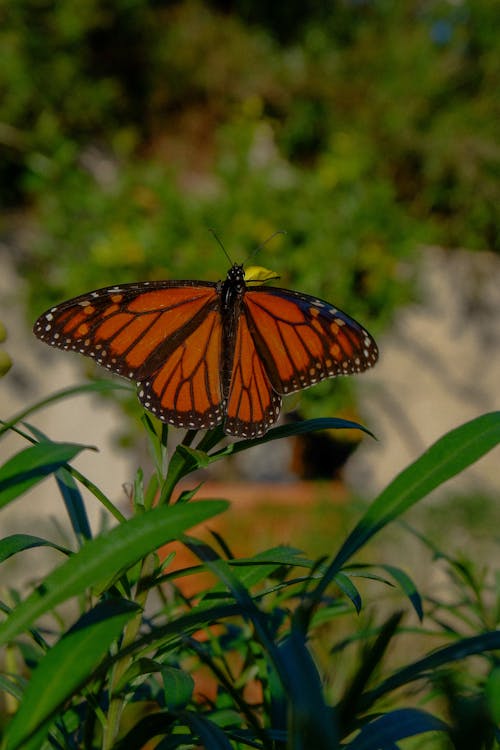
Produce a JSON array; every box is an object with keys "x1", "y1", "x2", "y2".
[{"x1": 34, "y1": 264, "x2": 378, "y2": 438}]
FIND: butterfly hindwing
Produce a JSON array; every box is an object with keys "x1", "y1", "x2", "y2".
[
  {"x1": 243, "y1": 287, "x2": 379, "y2": 395},
  {"x1": 138, "y1": 307, "x2": 225, "y2": 430},
  {"x1": 225, "y1": 309, "x2": 281, "y2": 438}
]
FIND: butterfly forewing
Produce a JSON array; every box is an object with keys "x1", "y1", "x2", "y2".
[
  {"x1": 34, "y1": 281, "x2": 217, "y2": 377},
  {"x1": 33, "y1": 280, "x2": 226, "y2": 430},
  {"x1": 244, "y1": 287, "x2": 378, "y2": 395}
]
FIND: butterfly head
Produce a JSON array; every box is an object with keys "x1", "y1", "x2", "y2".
[
  {"x1": 227, "y1": 262, "x2": 280, "y2": 294},
  {"x1": 227, "y1": 263, "x2": 246, "y2": 292}
]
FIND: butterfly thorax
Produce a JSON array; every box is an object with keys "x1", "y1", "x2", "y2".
[{"x1": 219, "y1": 263, "x2": 246, "y2": 312}]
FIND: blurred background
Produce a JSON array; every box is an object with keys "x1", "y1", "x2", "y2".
[{"x1": 1, "y1": 0, "x2": 499, "y2": 575}]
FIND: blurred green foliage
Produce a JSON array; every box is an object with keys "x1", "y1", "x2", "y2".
[{"x1": 1, "y1": 0, "x2": 498, "y2": 416}]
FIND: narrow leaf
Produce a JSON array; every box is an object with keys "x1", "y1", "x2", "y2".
[
  {"x1": 0, "y1": 500, "x2": 228, "y2": 646},
  {"x1": 0, "y1": 442, "x2": 93, "y2": 508},
  {"x1": 55, "y1": 466, "x2": 92, "y2": 542},
  {"x1": 113, "y1": 657, "x2": 165, "y2": 694},
  {"x1": 0, "y1": 674, "x2": 24, "y2": 702},
  {"x1": 340, "y1": 412, "x2": 500, "y2": 567},
  {"x1": 334, "y1": 572, "x2": 362, "y2": 613},
  {"x1": 0, "y1": 534, "x2": 70, "y2": 564},
  {"x1": 160, "y1": 445, "x2": 210, "y2": 503},
  {"x1": 381, "y1": 564, "x2": 423, "y2": 621},
  {"x1": 347, "y1": 708, "x2": 449, "y2": 749},
  {"x1": 209, "y1": 418, "x2": 375, "y2": 460},
  {"x1": 281, "y1": 628, "x2": 339, "y2": 749},
  {"x1": 15, "y1": 424, "x2": 92, "y2": 541},
  {"x1": 338, "y1": 613, "x2": 402, "y2": 736},
  {"x1": 3, "y1": 599, "x2": 139, "y2": 750},
  {"x1": 307, "y1": 413, "x2": 500, "y2": 615},
  {"x1": 182, "y1": 710, "x2": 234, "y2": 750},
  {"x1": 207, "y1": 546, "x2": 309, "y2": 593},
  {"x1": 485, "y1": 666, "x2": 500, "y2": 724},
  {"x1": 362, "y1": 630, "x2": 500, "y2": 711}
]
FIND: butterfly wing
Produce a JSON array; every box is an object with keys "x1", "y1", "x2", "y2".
[
  {"x1": 34, "y1": 273, "x2": 378, "y2": 438},
  {"x1": 224, "y1": 310, "x2": 282, "y2": 438},
  {"x1": 242, "y1": 286, "x2": 379, "y2": 395},
  {"x1": 34, "y1": 281, "x2": 226, "y2": 430}
]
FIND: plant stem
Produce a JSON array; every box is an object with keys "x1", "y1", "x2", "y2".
[{"x1": 102, "y1": 553, "x2": 156, "y2": 749}]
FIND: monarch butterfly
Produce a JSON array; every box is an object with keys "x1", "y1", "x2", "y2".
[{"x1": 33, "y1": 264, "x2": 378, "y2": 438}]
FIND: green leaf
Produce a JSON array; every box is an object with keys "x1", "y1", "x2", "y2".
[
  {"x1": 349, "y1": 412, "x2": 500, "y2": 560},
  {"x1": 362, "y1": 630, "x2": 500, "y2": 711},
  {"x1": 0, "y1": 441, "x2": 94, "y2": 508},
  {"x1": 113, "y1": 657, "x2": 165, "y2": 694},
  {"x1": 202, "y1": 546, "x2": 310, "y2": 594},
  {"x1": 55, "y1": 466, "x2": 92, "y2": 543},
  {"x1": 346, "y1": 708, "x2": 449, "y2": 749},
  {"x1": 208, "y1": 417, "x2": 375, "y2": 460},
  {"x1": 0, "y1": 534, "x2": 70, "y2": 564},
  {"x1": 0, "y1": 674, "x2": 24, "y2": 702},
  {"x1": 338, "y1": 612, "x2": 402, "y2": 736},
  {"x1": 3, "y1": 599, "x2": 139, "y2": 750},
  {"x1": 334, "y1": 572, "x2": 362, "y2": 613},
  {"x1": 160, "y1": 444, "x2": 210, "y2": 503},
  {"x1": 185, "y1": 537, "x2": 291, "y2": 690},
  {"x1": 380, "y1": 564, "x2": 423, "y2": 621},
  {"x1": 344, "y1": 563, "x2": 423, "y2": 620},
  {"x1": 0, "y1": 500, "x2": 228, "y2": 646},
  {"x1": 17, "y1": 424, "x2": 92, "y2": 542},
  {"x1": 162, "y1": 666, "x2": 195, "y2": 710},
  {"x1": 114, "y1": 659, "x2": 194, "y2": 709},
  {"x1": 485, "y1": 666, "x2": 500, "y2": 724},
  {"x1": 306, "y1": 413, "x2": 500, "y2": 616},
  {"x1": 182, "y1": 711, "x2": 234, "y2": 749},
  {"x1": 280, "y1": 628, "x2": 339, "y2": 749}
]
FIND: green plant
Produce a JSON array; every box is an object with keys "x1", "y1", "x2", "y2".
[
  {"x1": 1, "y1": 384, "x2": 499, "y2": 749},
  {"x1": 0, "y1": 323, "x2": 12, "y2": 378}
]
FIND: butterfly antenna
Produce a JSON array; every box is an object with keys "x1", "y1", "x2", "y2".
[
  {"x1": 209, "y1": 227, "x2": 234, "y2": 266},
  {"x1": 246, "y1": 230, "x2": 287, "y2": 265}
]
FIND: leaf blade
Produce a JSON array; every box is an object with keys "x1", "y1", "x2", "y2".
[
  {"x1": 307, "y1": 413, "x2": 500, "y2": 614},
  {"x1": 0, "y1": 500, "x2": 228, "y2": 646},
  {"x1": 0, "y1": 442, "x2": 93, "y2": 508},
  {"x1": 3, "y1": 600, "x2": 139, "y2": 750}
]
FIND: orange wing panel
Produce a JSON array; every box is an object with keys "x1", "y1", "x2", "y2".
[
  {"x1": 225, "y1": 311, "x2": 281, "y2": 438},
  {"x1": 137, "y1": 309, "x2": 225, "y2": 430},
  {"x1": 127, "y1": 287, "x2": 213, "y2": 313},
  {"x1": 34, "y1": 282, "x2": 221, "y2": 383}
]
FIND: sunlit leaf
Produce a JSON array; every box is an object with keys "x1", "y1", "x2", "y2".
[
  {"x1": 0, "y1": 534, "x2": 70, "y2": 564},
  {"x1": 0, "y1": 500, "x2": 228, "y2": 646},
  {"x1": 305, "y1": 412, "x2": 500, "y2": 618},
  {"x1": 0, "y1": 442, "x2": 93, "y2": 508},
  {"x1": 3, "y1": 599, "x2": 139, "y2": 750},
  {"x1": 346, "y1": 708, "x2": 449, "y2": 749}
]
